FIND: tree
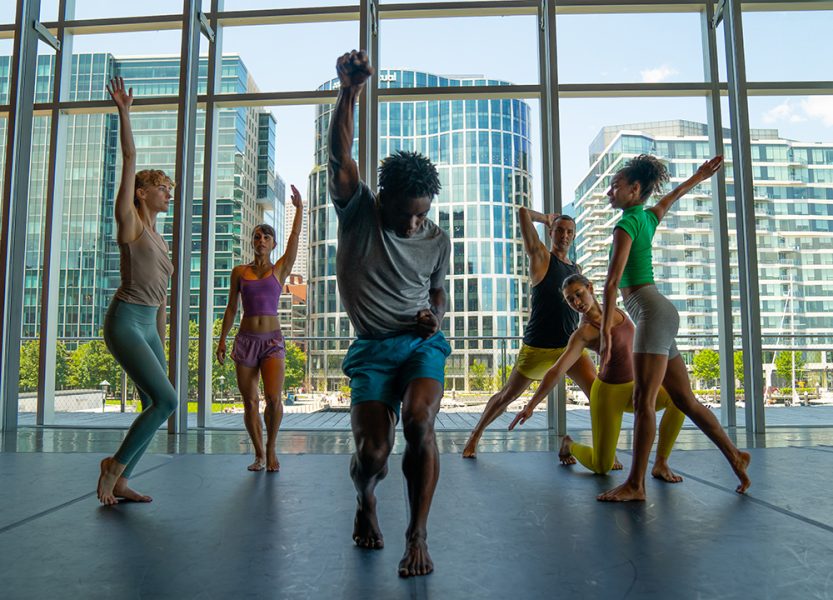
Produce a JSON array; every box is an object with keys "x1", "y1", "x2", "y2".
[
  {"x1": 692, "y1": 349, "x2": 720, "y2": 387},
  {"x1": 733, "y1": 350, "x2": 744, "y2": 386},
  {"x1": 68, "y1": 339, "x2": 121, "y2": 394},
  {"x1": 775, "y1": 351, "x2": 805, "y2": 387},
  {"x1": 284, "y1": 341, "x2": 306, "y2": 390},
  {"x1": 19, "y1": 340, "x2": 70, "y2": 392},
  {"x1": 469, "y1": 360, "x2": 489, "y2": 391}
]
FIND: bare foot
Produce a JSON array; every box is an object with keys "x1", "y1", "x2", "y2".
[
  {"x1": 97, "y1": 457, "x2": 124, "y2": 506},
  {"x1": 612, "y1": 455, "x2": 623, "y2": 470},
  {"x1": 266, "y1": 453, "x2": 280, "y2": 472},
  {"x1": 113, "y1": 477, "x2": 152, "y2": 502},
  {"x1": 247, "y1": 457, "x2": 265, "y2": 472},
  {"x1": 353, "y1": 500, "x2": 384, "y2": 549},
  {"x1": 558, "y1": 435, "x2": 576, "y2": 465},
  {"x1": 398, "y1": 536, "x2": 433, "y2": 577},
  {"x1": 733, "y1": 451, "x2": 751, "y2": 494},
  {"x1": 651, "y1": 459, "x2": 683, "y2": 483},
  {"x1": 597, "y1": 479, "x2": 646, "y2": 502},
  {"x1": 462, "y1": 436, "x2": 478, "y2": 459}
]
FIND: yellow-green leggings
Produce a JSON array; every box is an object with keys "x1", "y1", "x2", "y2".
[{"x1": 571, "y1": 378, "x2": 685, "y2": 475}]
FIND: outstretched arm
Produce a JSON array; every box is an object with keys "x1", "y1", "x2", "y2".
[
  {"x1": 508, "y1": 328, "x2": 593, "y2": 430},
  {"x1": 599, "y1": 229, "x2": 632, "y2": 369},
  {"x1": 107, "y1": 77, "x2": 141, "y2": 244},
  {"x1": 328, "y1": 50, "x2": 374, "y2": 203},
  {"x1": 276, "y1": 185, "x2": 303, "y2": 284},
  {"x1": 216, "y1": 267, "x2": 242, "y2": 365},
  {"x1": 649, "y1": 156, "x2": 723, "y2": 224}
]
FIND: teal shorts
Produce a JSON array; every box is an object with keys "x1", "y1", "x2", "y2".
[{"x1": 342, "y1": 331, "x2": 452, "y2": 419}]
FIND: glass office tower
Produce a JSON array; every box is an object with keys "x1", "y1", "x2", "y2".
[{"x1": 307, "y1": 70, "x2": 533, "y2": 391}]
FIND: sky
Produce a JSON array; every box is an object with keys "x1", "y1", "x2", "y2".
[{"x1": 2, "y1": 2, "x2": 832, "y2": 214}]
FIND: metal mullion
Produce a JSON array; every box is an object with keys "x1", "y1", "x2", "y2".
[
  {"x1": 168, "y1": 0, "x2": 202, "y2": 434},
  {"x1": 48, "y1": 15, "x2": 184, "y2": 35},
  {"x1": 359, "y1": 0, "x2": 379, "y2": 189},
  {"x1": 555, "y1": 0, "x2": 706, "y2": 13},
  {"x1": 197, "y1": 0, "x2": 224, "y2": 429},
  {"x1": 1, "y1": 0, "x2": 41, "y2": 433},
  {"x1": 214, "y1": 5, "x2": 358, "y2": 26},
  {"x1": 558, "y1": 83, "x2": 712, "y2": 97},
  {"x1": 36, "y1": 0, "x2": 75, "y2": 426},
  {"x1": 702, "y1": 1, "x2": 736, "y2": 427},
  {"x1": 724, "y1": 0, "x2": 765, "y2": 434},
  {"x1": 379, "y1": 1, "x2": 537, "y2": 19},
  {"x1": 35, "y1": 98, "x2": 182, "y2": 113},
  {"x1": 379, "y1": 85, "x2": 540, "y2": 102},
  {"x1": 741, "y1": 1, "x2": 833, "y2": 11},
  {"x1": 746, "y1": 81, "x2": 833, "y2": 95},
  {"x1": 207, "y1": 90, "x2": 335, "y2": 107}
]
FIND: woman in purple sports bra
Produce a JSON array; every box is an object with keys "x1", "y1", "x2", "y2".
[{"x1": 217, "y1": 185, "x2": 303, "y2": 472}]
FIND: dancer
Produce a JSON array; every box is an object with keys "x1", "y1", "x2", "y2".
[
  {"x1": 597, "y1": 155, "x2": 750, "y2": 502},
  {"x1": 330, "y1": 50, "x2": 451, "y2": 578},
  {"x1": 216, "y1": 187, "x2": 304, "y2": 472},
  {"x1": 509, "y1": 274, "x2": 684, "y2": 481},
  {"x1": 462, "y1": 211, "x2": 595, "y2": 458},
  {"x1": 96, "y1": 77, "x2": 176, "y2": 505}
]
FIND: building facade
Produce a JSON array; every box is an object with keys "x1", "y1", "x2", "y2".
[{"x1": 307, "y1": 70, "x2": 534, "y2": 391}]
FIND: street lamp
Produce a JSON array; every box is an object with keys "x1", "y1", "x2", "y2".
[
  {"x1": 218, "y1": 375, "x2": 226, "y2": 402},
  {"x1": 99, "y1": 380, "x2": 110, "y2": 413}
]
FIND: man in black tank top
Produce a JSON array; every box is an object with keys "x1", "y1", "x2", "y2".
[{"x1": 463, "y1": 211, "x2": 597, "y2": 458}]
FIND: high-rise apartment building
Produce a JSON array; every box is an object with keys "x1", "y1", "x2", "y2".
[
  {"x1": 3, "y1": 53, "x2": 283, "y2": 342},
  {"x1": 307, "y1": 70, "x2": 533, "y2": 391},
  {"x1": 573, "y1": 120, "x2": 833, "y2": 382}
]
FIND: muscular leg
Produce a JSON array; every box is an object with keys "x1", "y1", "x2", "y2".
[
  {"x1": 350, "y1": 401, "x2": 395, "y2": 549},
  {"x1": 399, "y1": 378, "x2": 443, "y2": 577},
  {"x1": 570, "y1": 380, "x2": 629, "y2": 475},
  {"x1": 237, "y1": 363, "x2": 265, "y2": 471},
  {"x1": 651, "y1": 388, "x2": 685, "y2": 483},
  {"x1": 565, "y1": 352, "x2": 596, "y2": 399},
  {"x1": 261, "y1": 356, "x2": 285, "y2": 472},
  {"x1": 662, "y1": 356, "x2": 750, "y2": 493},
  {"x1": 598, "y1": 353, "x2": 667, "y2": 502},
  {"x1": 463, "y1": 368, "x2": 532, "y2": 458}
]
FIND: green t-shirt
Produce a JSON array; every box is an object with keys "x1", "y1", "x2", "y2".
[{"x1": 612, "y1": 205, "x2": 658, "y2": 288}]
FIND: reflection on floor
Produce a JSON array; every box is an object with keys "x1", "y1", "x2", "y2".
[{"x1": 1, "y1": 441, "x2": 831, "y2": 598}]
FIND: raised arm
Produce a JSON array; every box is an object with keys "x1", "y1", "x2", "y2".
[
  {"x1": 519, "y1": 207, "x2": 553, "y2": 258},
  {"x1": 508, "y1": 327, "x2": 594, "y2": 430},
  {"x1": 276, "y1": 185, "x2": 303, "y2": 284},
  {"x1": 107, "y1": 77, "x2": 142, "y2": 244},
  {"x1": 649, "y1": 156, "x2": 723, "y2": 224},
  {"x1": 599, "y1": 229, "x2": 632, "y2": 369},
  {"x1": 328, "y1": 50, "x2": 374, "y2": 202},
  {"x1": 216, "y1": 267, "x2": 242, "y2": 365}
]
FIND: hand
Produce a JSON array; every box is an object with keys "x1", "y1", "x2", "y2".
[
  {"x1": 693, "y1": 155, "x2": 723, "y2": 183},
  {"x1": 415, "y1": 309, "x2": 439, "y2": 339},
  {"x1": 508, "y1": 404, "x2": 534, "y2": 430},
  {"x1": 216, "y1": 339, "x2": 226, "y2": 365},
  {"x1": 544, "y1": 213, "x2": 559, "y2": 229},
  {"x1": 107, "y1": 76, "x2": 133, "y2": 112},
  {"x1": 290, "y1": 184, "x2": 302, "y2": 209},
  {"x1": 599, "y1": 329, "x2": 613, "y2": 373},
  {"x1": 336, "y1": 50, "x2": 375, "y2": 90}
]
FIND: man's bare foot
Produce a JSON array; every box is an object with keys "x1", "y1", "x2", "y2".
[
  {"x1": 113, "y1": 477, "x2": 152, "y2": 502},
  {"x1": 266, "y1": 452, "x2": 280, "y2": 472},
  {"x1": 462, "y1": 436, "x2": 478, "y2": 459},
  {"x1": 97, "y1": 457, "x2": 124, "y2": 506},
  {"x1": 247, "y1": 457, "x2": 265, "y2": 472},
  {"x1": 353, "y1": 501, "x2": 384, "y2": 549},
  {"x1": 612, "y1": 455, "x2": 623, "y2": 470},
  {"x1": 597, "y1": 479, "x2": 646, "y2": 502},
  {"x1": 733, "y1": 451, "x2": 751, "y2": 494},
  {"x1": 651, "y1": 459, "x2": 683, "y2": 483},
  {"x1": 558, "y1": 435, "x2": 576, "y2": 465},
  {"x1": 398, "y1": 536, "x2": 433, "y2": 577}
]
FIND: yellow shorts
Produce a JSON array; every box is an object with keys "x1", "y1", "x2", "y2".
[{"x1": 514, "y1": 343, "x2": 588, "y2": 380}]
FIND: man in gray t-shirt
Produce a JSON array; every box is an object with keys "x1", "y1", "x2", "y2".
[{"x1": 329, "y1": 50, "x2": 451, "y2": 579}]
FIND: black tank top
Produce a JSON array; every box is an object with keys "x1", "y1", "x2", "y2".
[{"x1": 523, "y1": 254, "x2": 580, "y2": 348}]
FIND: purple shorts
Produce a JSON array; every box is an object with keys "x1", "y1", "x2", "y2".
[{"x1": 231, "y1": 330, "x2": 285, "y2": 368}]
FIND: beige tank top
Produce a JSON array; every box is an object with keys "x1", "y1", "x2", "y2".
[{"x1": 114, "y1": 227, "x2": 174, "y2": 307}]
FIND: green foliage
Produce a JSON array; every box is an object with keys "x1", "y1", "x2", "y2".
[
  {"x1": 774, "y1": 351, "x2": 805, "y2": 384},
  {"x1": 469, "y1": 359, "x2": 489, "y2": 391},
  {"x1": 284, "y1": 341, "x2": 306, "y2": 390},
  {"x1": 19, "y1": 340, "x2": 70, "y2": 392},
  {"x1": 68, "y1": 338, "x2": 121, "y2": 393},
  {"x1": 733, "y1": 350, "x2": 744, "y2": 385},
  {"x1": 692, "y1": 349, "x2": 720, "y2": 386}
]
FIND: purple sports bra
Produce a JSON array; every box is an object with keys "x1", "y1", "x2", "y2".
[{"x1": 238, "y1": 267, "x2": 282, "y2": 317}]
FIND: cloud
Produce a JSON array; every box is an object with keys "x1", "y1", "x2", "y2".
[
  {"x1": 762, "y1": 100, "x2": 806, "y2": 124},
  {"x1": 640, "y1": 65, "x2": 678, "y2": 83},
  {"x1": 800, "y1": 96, "x2": 833, "y2": 127}
]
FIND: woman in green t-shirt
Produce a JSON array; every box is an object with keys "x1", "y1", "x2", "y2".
[{"x1": 597, "y1": 154, "x2": 750, "y2": 502}]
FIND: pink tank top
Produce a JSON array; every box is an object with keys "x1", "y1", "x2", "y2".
[
  {"x1": 585, "y1": 309, "x2": 635, "y2": 384},
  {"x1": 238, "y1": 267, "x2": 282, "y2": 317}
]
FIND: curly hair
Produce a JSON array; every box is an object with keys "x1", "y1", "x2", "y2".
[
  {"x1": 561, "y1": 273, "x2": 592, "y2": 293},
  {"x1": 134, "y1": 169, "x2": 174, "y2": 207},
  {"x1": 378, "y1": 151, "x2": 441, "y2": 203},
  {"x1": 617, "y1": 154, "x2": 669, "y2": 203}
]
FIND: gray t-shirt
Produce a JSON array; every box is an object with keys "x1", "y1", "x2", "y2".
[{"x1": 334, "y1": 182, "x2": 450, "y2": 337}]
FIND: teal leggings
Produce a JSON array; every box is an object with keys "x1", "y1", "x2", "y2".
[{"x1": 103, "y1": 300, "x2": 178, "y2": 478}]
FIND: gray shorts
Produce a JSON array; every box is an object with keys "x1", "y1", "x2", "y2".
[{"x1": 623, "y1": 285, "x2": 680, "y2": 358}]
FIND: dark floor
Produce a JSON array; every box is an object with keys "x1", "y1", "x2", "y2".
[{"x1": 1, "y1": 427, "x2": 832, "y2": 599}]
